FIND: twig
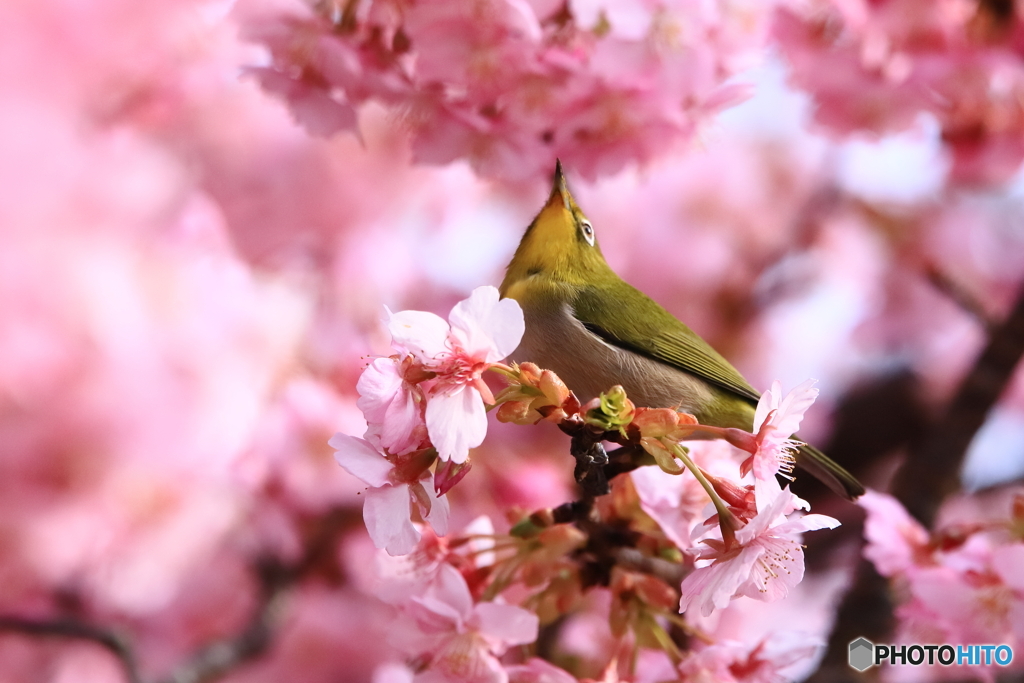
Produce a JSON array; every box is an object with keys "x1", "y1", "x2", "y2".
[
  {"x1": 157, "y1": 558, "x2": 290, "y2": 683},
  {"x1": 611, "y1": 547, "x2": 686, "y2": 586},
  {"x1": 158, "y1": 507, "x2": 357, "y2": 683},
  {"x1": 570, "y1": 435, "x2": 610, "y2": 496},
  {"x1": 0, "y1": 615, "x2": 142, "y2": 683},
  {"x1": 0, "y1": 507, "x2": 358, "y2": 683}
]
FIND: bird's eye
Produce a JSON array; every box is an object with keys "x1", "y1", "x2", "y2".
[{"x1": 580, "y1": 220, "x2": 595, "y2": 246}]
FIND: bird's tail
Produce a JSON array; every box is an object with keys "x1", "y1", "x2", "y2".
[{"x1": 795, "y1": 442, "x2": 865, "y2": 500}]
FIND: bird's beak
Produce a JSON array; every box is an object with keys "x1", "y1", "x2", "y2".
[{"x1": 548, "y1": 159, "x2": 572, "y2": 210}]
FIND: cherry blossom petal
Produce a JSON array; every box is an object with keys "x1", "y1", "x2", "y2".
[
  {"x1": 426, "y1": 384, "x2": 487, "y2": 463},
  {"x1": 381, "y1": 385, "x2": 423, "y2": 455},
  {"x1": 752, "y1": 380, "x2": 782, "y2": 433},
  {"x1": 357, "y1": 358, "x2": 423, "y2": 455},
  {"x1": 421, "y1": 478, "x2": 450, "y2": 537},
  {"x1": 472, "y1": 602, "x2": 540, "y2": 649},
  {"x1": 414, "y1": 563, "x2": 474, "y2": 623},
  {"x1": 740, "y1": 482, "x2": 799, "y2": 542},
  {"x1": 357, "y1": 358, "x2": 405, "y2": 424},
  {"x1": 388, "y1": 309, "x2": 451, "y2": 360},
  {"x1": 737, "y1": 536, "x2": 805, "y2": 602},
  {"x1": 330, "y1": 433, "x2": 394, "y2": 488},
  {"x1": 631, "y1": 465, "x2": 699, "y2": 550},
  {"x1": 859, "y1": 489, "x2": 930, "y2": 577},
  {"x1": 448, "y1": 286, "x2": 524, "y2": 361},
  {"x1": 364, "y1": 484, "x2": 419, "y2": 556},
  {"x1": 776, "y1": 514, "x2": 841, "y2": 535},
  {"x1": 770, "y1": 379, "x2": 818, "y2": 438},
  {"x1": 680, "y1": 545, "x2": 762, "y2": 617}
]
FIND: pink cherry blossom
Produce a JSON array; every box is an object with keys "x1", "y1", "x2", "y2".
[
  {"x1": 358, "y1": 356, "x2": 429, "y2": 456},
  {"x1": 383, "y1": 286, "x2": 525, "y2": 463},
  {"x1": 744, "y1": 380, "x2": 819, "y2": 482},
  {"x1": 859, "y1": 489, "x2": 932, "y2": 577},
  {"x1": 676, "y1": 635, "x2": 822, "y2": 683},
  {"x1": 6, "y1": 0, "x2": 1024, "y2": 675},
  {"x1": 239, "y1": 0, "x2": 780, "y2": 181},
  {"x1": 679, "y1": 484, "x2": 839, "y2": 617},
  {"x1": 505, "y1": 658, "x2": 579, "y2": 683},
  {"x1": 773, "y1": 0, "x2": 1024, "y2": 185},
  {"x1": 903, "y1": 560, "x2": 1019, "y2": 646},
  {"x1": 330, "y1": 433, "x2": 449, "y2": 556},
  {"x1": 391, "y1": 563, "x2": 539, "y2": 683}
]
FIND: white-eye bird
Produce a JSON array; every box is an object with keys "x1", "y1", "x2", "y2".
[{"x1": 499, "y1": 162, "x2": 864, "y2": 500}]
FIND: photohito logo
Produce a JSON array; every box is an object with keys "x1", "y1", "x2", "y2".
[{"x1": 849, "y1": 638, "x2": 1014, "y2": 672}]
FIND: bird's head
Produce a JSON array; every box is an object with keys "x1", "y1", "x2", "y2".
[{"x1": 500, "y1": 161, "x2": 613, "y2": 295}]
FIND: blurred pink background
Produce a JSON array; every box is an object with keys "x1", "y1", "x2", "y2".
[{"x1": 2, "y1": 0, "x2": 1023, "y2": 680}]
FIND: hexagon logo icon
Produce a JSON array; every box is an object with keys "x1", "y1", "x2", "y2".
[{"x1": 849, "y1": 637, "x2": 875, "y2": 672}]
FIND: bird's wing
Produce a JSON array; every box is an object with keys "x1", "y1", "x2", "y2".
[{"x1": 572, "y1": 283, "x2": 762, "y2": 404}]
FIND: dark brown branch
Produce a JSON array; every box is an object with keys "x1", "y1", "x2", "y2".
[
  {"x1": 0, "y1": 615, "x2": 142, "y2": 683},
  {"x1": 611, "y1": 547, "x2": 686, "y2": 586},
  {"x1": 894, "y1": 283, "x2": 1024, "y2": 527},
  {"x1": 924, "y1": 261, "x2": 998, "y2": 332}
]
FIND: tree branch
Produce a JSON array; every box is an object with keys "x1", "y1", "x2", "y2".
[
  {"x1": 894, "y1": 283, "x2": 1024, "y2": 527},
  {"x1": 0, "y1": 507, "x2": 359, "y2": 683},
  {"x1": 158, "y1": 507, "x2": 357, "y2": 683},
  {"x1": 0, "y1": 615, "x2": 142, "y2": 683},
  {"x1": 924, "y1": 262, "x2": 998, "y2": 333},
  {"x1": 156, "y1": 557, "x2": 290, "y2": 683}
]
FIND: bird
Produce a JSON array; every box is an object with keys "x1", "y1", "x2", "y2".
[{"x1": 498, "y1": 162, "x2": 864, "y2": 500}]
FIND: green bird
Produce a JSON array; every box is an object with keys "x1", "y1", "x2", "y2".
[{"x1": 499, "y1": 162, "x2": 864, "y2": 500}]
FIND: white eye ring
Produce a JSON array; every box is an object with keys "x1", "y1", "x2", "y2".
[{"x1": 580, "y1": 220, "x2": 595, "y2": 246}]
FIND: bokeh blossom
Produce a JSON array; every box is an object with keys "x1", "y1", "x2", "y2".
[
  {"x1": 774, "y1": 0, "x2": 1024, "y2": 185},
  {"x1": 239, "y1": 0, "x2": 780, "y2": 181},
  {"x1": 388, "y1": 563, "x2": 539, "y2": 683},
  {"x1": 676, "y1": 634, "x2": 823, "y2": 683},
  {"x1": 860, "y1": 489, "x2": 1024, "y2": 677}
]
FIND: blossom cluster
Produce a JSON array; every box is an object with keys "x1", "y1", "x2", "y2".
[
  {"x1": 860, "y1": 489, "x2": 1024, "y2": 678},
  {"x1": 358, "y1": 510, "x2": 826, "y2": 683},
  {"x1": 239, "y1": 0, "x2": 777, "y2": 181},
  {"x1": 334, "y1": 286, "x2": 523, "y2": 554},
  {"x1": 774, "y1": 0, "x2": 1024, "y2": 185},
  {"x1": 372, "y1": 538, "x2": 541, "y2": 683},
  {"x1": 332, "y1": 287, "x2": 841, "y2": 681}
]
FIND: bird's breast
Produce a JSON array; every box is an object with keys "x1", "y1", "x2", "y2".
[{"x1": 510, "y1": 302, "x2": 718, "y2": 414}]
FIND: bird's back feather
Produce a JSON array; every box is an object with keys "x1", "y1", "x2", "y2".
[{"x1": 571, "y1": 283, "x2": 762, "y2": 404}]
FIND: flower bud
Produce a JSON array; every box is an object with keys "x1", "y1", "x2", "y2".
[{"x1": 584, "y1": 385, "x2": 635, "y2": 434}]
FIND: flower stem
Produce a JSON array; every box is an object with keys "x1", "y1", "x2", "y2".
[
  {"x1": 673, "y1": 444, "x2": 739, "y2": 548},
  {"x1": 487, "y1": 363, "x2": 518, "y2": 379}
]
